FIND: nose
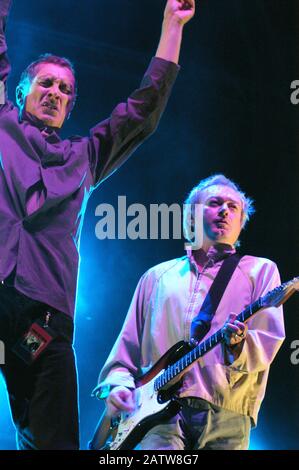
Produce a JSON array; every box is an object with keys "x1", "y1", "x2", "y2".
[
  {"x1": 47, "y1": 83, "x2": 60, "y2": 99},
  {"x1": 219, "y1": 203, "x2": 229, "y2": 217}
]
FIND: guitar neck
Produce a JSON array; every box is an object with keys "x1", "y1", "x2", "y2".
[{"x1": 154, "y1": 297, "x2": 265, "y2": 392}]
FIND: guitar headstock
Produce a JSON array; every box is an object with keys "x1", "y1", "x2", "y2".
[{"x1": 261, "y1": 277, "x2": 299, "y2": 308}]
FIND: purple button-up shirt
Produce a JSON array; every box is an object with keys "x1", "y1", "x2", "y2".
[{"x1": 0, "y1": 0, "x2": 179, "y2": 317}]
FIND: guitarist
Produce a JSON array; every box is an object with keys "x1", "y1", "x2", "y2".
[{"x1": 95, "y1": 174, "x2": 285, "y2": 450}]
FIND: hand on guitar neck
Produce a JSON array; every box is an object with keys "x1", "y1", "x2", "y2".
[{"x1": 222, "y1": 312, "x2": 248, "y2": 346}]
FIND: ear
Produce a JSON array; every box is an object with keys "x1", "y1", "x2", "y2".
[{"x1": 16, "y1": 85, "x2": 24, "y2": 109}]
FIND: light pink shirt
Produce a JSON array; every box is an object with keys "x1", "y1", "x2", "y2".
[{"x1": 99, "y1": 245, "x2": 285, "y2": 425}]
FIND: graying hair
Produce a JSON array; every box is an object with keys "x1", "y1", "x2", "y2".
[{"x1": 183, "y1": 174, "x2": 255, "y2": 243}]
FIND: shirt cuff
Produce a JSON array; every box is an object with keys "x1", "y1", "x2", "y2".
[{"x1": 146, "y1": 56, "x2": 180, "y2": 83}]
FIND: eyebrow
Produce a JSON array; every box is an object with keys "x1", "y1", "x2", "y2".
[
  {"x1": 207, "y1": 196, "x2": 241, "y2": 205},
  {"x1": 37, "y1": 75, "x2": 73, "y2": 90}
]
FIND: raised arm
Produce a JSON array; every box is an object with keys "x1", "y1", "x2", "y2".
[
  {"x1": 0, "y1": 0, "x2": 12, "y2": 104},
  {"x1": 87, "y1": 1, "x2": 196, "y2": 188},
  {"x1": 156, "y1": 0, "x2": 196, "y2": 64}
]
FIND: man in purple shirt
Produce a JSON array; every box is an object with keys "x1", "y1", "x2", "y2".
[{"x1": 0, "y1": 0, "x2": 195, "y2": 449}]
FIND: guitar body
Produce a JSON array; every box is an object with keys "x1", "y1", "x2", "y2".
[
  {"x1": 93, "y1": 341, "x2": 192, "y2": 450},
  {"x1": 109, "y1": 376, "x2": 181, "y2": 450}
]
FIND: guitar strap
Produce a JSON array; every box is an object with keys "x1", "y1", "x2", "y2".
[{"x1": 190, "y1": 253, "x2": 242, "y2": 344}]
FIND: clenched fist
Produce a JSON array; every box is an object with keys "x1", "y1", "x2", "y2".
[{"x1": 164, "y1": 0, "x2": 196, "y2": 26}]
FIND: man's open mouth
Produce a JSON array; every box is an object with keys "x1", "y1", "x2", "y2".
[{"x1": 42, "y1": 102, "x2": 58, "y2": 111}]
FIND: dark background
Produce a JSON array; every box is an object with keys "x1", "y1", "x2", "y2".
[{"x1": 0, "y1": 0, "x2": 299, "y2": 449}]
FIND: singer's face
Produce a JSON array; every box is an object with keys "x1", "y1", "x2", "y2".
[
  {"x1": 25, "y1": 63, "x2": 75, "y2": 128},
  {"x1": 201, "y1": 185, "x2": 243, "y2": 246}
]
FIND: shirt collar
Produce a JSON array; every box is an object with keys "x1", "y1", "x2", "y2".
[
  {"x1": 20, "y1": 109, "x2": 61, "y2": 143},
  {"x1": 187, "y1": 243, "x2": 236, "y2": 270}
]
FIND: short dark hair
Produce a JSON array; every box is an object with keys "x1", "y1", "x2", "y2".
[{"x1": 16, "y1": 53, "x2": 77, "y2": 111}]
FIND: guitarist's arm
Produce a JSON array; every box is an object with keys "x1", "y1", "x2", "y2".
[
  {"x1": 90, "y1": 274, "x2": 151, "y2": 449},
  {"x1": 222, "y1": 260, "x2": 285, "y2": 372},
  {"x1": 95, "y1": 272, "x2": 153, "y2": 403}
]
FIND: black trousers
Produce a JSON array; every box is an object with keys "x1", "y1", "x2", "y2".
[{"x1": 0, "y1": 283, "x2": 79, "y2": 450}]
